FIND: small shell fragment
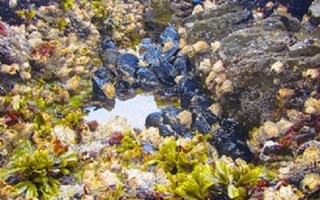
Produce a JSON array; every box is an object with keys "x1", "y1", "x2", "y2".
[{"x1": 101, "y1": 82, "x2": 116, "y2": 99}]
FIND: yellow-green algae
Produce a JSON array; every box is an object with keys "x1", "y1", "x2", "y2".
[
  {"x1": 151, "y1": 136, "x2": 264, "y2": 199},
  {"x1": 0, "y1": 139, "x2": 78, "y2": 199}
]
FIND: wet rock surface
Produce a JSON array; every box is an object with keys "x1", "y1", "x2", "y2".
[{"x1": 181, "y1": 0, "x2": 319, "y2": 128}]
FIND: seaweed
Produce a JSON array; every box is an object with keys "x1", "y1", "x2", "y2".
[
  {"x1": 149, "y1": 135, "x2": 211, "y2": 174},
  {"x1": 153, "y1": 140, "x2": 263, "y2": 200},
  {"x1": 170, "y1": 156, "x2": 263, "y2": 199},
  {"x1": 0, "y1": 139, "x2": 78, "y2": 199}
]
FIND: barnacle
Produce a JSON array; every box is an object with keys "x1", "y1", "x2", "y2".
[
  {"x1": 99, "y1": 82, "x2": 115, "y2": 99},
  {"x1": 203, "y1": 0, "x2": 216, "y2": 9},
  {"x1": 0, "y1": 180, "x2": 14, "y2": 198},
  {"x1": 205, "y1": 60, "x2": 226, "y2": 92},
  {"x1": 210, "y1": 41, "x2": 221, "y2": 53},
  {"x1": 192, "y1": 4, "x2": 204, "y2": 15},
  {"x1": 198, "y1": 58, "x2": 212, "y2": 75},
  {"x1": 215, "y1": 79, "x2": 233, "y2": 97},
  {"x1": 301, "y1": 173, "x2": 320, "y2": 194},
  {"x1": 177, "y1": 110, "x2": 192, "y2": 128},
  {"x1": 248, "y1": 119, "x2": 293, "y2": 154},
  {"x1": 302, "y1": 68, "x2": 319, "y2": 81},
  {"x1": 270, "y1": 61, "x2": 285, "y2": 74},
  {"x1": 263, "y1": 185, "x2": 304, "y2": 199},
  {"x1": 277, "y1": 88, "x2": 295, "y2": 107},
  {"x1": 0, "y1": 64, "x2": 19, "y2": 75},
  {"x1": 192, "y1": 41, "x2": 210, "y2": 54},
  {"x1": 304, "y1": 98, "x2": 320, "y2": 114}
]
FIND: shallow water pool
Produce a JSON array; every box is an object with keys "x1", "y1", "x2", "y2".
[{"x1": 84, "y1": 93, "x2": 160, "y2": 129}]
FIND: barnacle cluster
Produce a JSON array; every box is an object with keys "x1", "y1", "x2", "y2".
[
  {"x1": 80, "y1": 0, "x2": 146, "y2": 46},
  {"x1": 203, "y1": 59, "x2": 234, "y2": 98}
]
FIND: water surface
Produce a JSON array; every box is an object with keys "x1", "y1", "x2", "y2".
[{"x1": 84, "y1": 93, "x2": 160, "y2": 129}]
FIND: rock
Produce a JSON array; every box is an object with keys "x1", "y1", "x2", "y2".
[
  {"x1": 182, "y1": 3, "x2": 252, "y2": 43},
  {"x1": 182, "y1": 1, "x2": 319, "y2": 129},
  {"x1": 309, "y1": 0, "x2": 320, "y2": 26}
]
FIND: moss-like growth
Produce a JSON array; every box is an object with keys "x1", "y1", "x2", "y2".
[
  {"x1": 0, "y1": 139, "x2": 78, "y2": 199},
  {"x1": 52, "y1": 17, "x2": 68, "y2": 31},
  {"x1": 17, "y1": 9, "x2": 36, "y2": 20},
  {"x1": 116, "y1": 131, "x2": 143, "y2": 166}
]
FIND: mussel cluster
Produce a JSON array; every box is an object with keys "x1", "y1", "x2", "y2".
[{"x1": 92, "y1": 25, "x2": 253, "y2": 162}]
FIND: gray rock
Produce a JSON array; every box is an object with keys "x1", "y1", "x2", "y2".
[
  {"x1": 309, "y1": 0, "x2": 320, "y2": 26},
  {"x1": 181, "y1": 3, "x2": 320, "y2": 128},
  {"x1": 182, "y1": 3, "x2": 252, "y2": 43}
]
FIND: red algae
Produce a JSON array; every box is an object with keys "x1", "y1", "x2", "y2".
[{"x1": 0, "y1": 22, "x2": 7, "y2": 37}]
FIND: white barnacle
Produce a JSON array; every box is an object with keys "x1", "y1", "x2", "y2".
[
  {"x1": 301, "y1": 173, "x2": 320, "y2": 194},
  {"x1": 192, "y1": 40, "x2": 210, "y2": 54},
  {"x1": 0, "y1": 63, "x2": 19, "y2": 75},
  {"x1": 215, "y1": 79, "x2": 233, "y2": 97},
  {"x1": 203, "y1": 0, "x2": 216, "y2": 9},
  {"x1": 192, "y1": 4, "x2": 204, "y2": 15},
  {"x1": 270, "y1": 60, "x2": 285, "y2": 74},
  {"x1": 302, "y1": 68, "x2": 319, "y2": 80},
  {"x1": 177, "y1": 110, "x2": 192, "y2": 128},
  {"x1": 212, "y1": 60, "x2": 225, "y2": 73},
  {"x1": 210, "y1": 41, "x2": 221, "y2": 53},
  {"x1": 198, "y1": 58, "x2": 212, "y2": 75},
  {"x1": 277, "y1": 88, "x2": 295, "y2": 106},
  {"x1": 304, "y1": 98, "x2": 320, "y2": 114}
]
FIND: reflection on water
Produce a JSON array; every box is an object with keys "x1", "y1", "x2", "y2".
[{"x1": 84, "y1": 93, "x2": 160, "y2": 129}]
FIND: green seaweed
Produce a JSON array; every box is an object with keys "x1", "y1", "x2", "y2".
[
  {"x1": 0, "y1": 139, "x2": 78, "y2": 199},
  {"x1": 150, "y1": 136, "x2": 210, "y2": 174},
  {"x1": 60, "y1": 0, "x2": 74, "y2": 10},
  {"x1": 177, "y1": 156, "x2": 263, "y2": 199}
]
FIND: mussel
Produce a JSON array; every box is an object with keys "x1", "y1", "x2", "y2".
[{"x1": 210, "y1": 119, "x2": 253, "y2": 162}]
